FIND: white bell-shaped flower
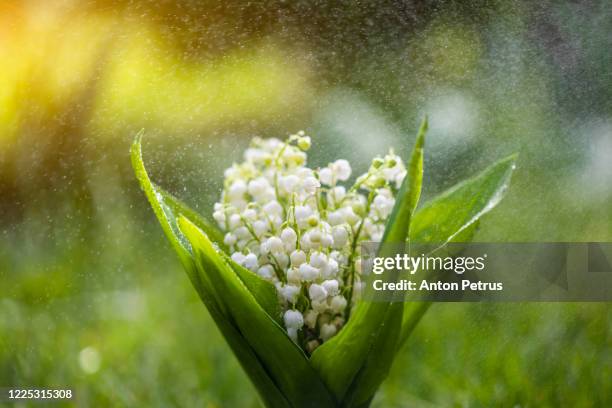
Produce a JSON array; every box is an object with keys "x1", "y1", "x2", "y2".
[
  {"x1": 228, "y1": 180, "x2": 247, "y2": 199},
  {"x1": 304, "y1": 310, "x2": 318, "y2": 329},
  {"x1": 299, "y1": 263, "x2": 319, "y2": 281},
  {"x1": 290, "y1": 249, "x2": 306, "y2": 266},
  {"x1": 330, "y1": 295, "x2": 347, "y2": 313},
  {"x1": 231, "y1": 252, "x2": 245, "y2": 265},
  {"x1": 280, "y1": 285, "x2": 300, "y2": 303},
  {"x1": 257, "y1": 265, "x2": 274, "y2": 279},
  {"x1": 280, "y1": 227, "x2": 297, "y2": 249},
  {"x1": 243, "y1": 253, "x2": 259, "y2": 271},
  {"x1": 286, "y1": 310, "x2": 306, "y2": 333},
  {"x1": 263, "y1": 200, "x2": 283, "y2": 216},
  {"x1": 309, "y1": 251, "x2": 327, "y2": 269},
  {"x1": 332, "y1": 159, "x2": 351, "y2": 181},
  {"x1": 322, "y1": 279, "x2": 339, "y2": 297},
  {"x1": 331, "y1": 226, "x2": 349, "y2": 248},
  {"x1": 309, "y1": 283, "x2": 328, "y2": 302},
  {"x1": 320, "y1": 323, "x2": 337, "y2": 341}
]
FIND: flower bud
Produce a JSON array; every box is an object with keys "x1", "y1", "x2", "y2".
[{"x1": 297, "y1": 135, "x2": 311, "y2": 151}]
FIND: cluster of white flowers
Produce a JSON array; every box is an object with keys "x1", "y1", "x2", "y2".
[{"x1": 213, "y1": 132, "x2": 406, "y2": 353}]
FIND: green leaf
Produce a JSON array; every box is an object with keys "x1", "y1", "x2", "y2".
[
  {"x1": 223, "y1": 254, "x2": 283, "y2": 325},
  {"x1": 398, "y1": 302, "x2": 431, "y2": 350},
  {"x1": 179, "y1": 217, "x2": 336, "y2": 408},
  {"x1": 410, "y1": 154, "x2": 517, "y2": 245},
  {"x1": 131, "y1": 134, "x2": 290, "y2": 407},
  {"x1": 131, "y1": 131, "x2": 191, "y2": 265},
  {"x1": 398, "y1": 154, "x2": 517, "y2": 349},
  {"x1": 382, "y1": 115, "x2": 426, "y2": 243},
  {"x1": 154, "y1": 184, "x2": 226, "y2": 249},
  {"x1": 154, "y1": 184, "x2": 282, "y2": 324},
  {"x1": 311, "y1": 118, "x2": 427, "y2": 406},
  {"x1": 132, "y1": 135, "x2": 282, "y2": 322}
]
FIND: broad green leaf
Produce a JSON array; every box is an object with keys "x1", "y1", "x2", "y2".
[
  {"x1": 155, "y1": 184, "x2": 282, "y2": 324},
  {"x1": 311, "y1": 118, "x2": 427, "y2": 406},
  {"x1": 398, "y1": 302, "x2": 431, "y2": 349},
  {"x1": 132, "y1": 135, "x2": 281, "y2": 325},
  {"x1": 131, "y1": 134, "x2": 290, "y2": 407},
  {"x1": 131, "y1": 131, "x2": 191, "y2": 266},
  {"x1": 381, "y1": 116, "x2": 426, "y2": 243},
  {"x1": 410, "y1": 154, "x2": 517, "y2": 245},
  {"x1": 154, "y1": 184, "x2": 226, "y2": 249},
  {"x1": 223, "y1": 254, "x2": 283, "y2": 325},
  {"x1": 179, "y1": 217, "x2": 336, "y2": 408},
  {"x1": 398, "y1": 155, "x2": 517, "y2": 348}
]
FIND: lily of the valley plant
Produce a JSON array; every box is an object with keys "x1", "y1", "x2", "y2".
[{"x1": 131, "y1": 119, "x2": 516, "y2": 408}]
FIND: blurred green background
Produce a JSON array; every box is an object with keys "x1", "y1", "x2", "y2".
[{"x1": 1, "y1": 1, "x2": 610, "y2": 406}]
